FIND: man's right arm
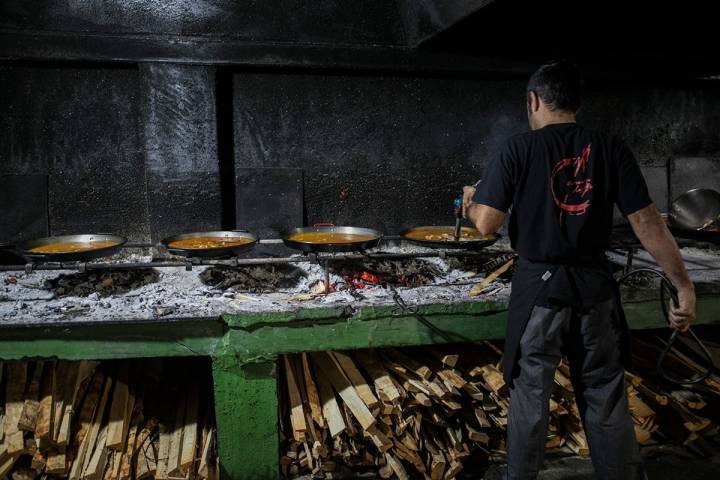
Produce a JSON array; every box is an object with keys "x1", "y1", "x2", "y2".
[{"x1": 627, "y1": 203, "x2": 696, "y2": 331}]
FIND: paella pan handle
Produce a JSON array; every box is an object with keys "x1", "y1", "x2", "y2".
[{"x1": 313, "y1": 223, "x2": 336, "y2": 227}]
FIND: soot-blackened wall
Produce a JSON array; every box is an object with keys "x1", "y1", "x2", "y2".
[
  {"x1": 2, "y1": 64, "x2": 720, "y2": 243},
  {"x1": 232, "y1": 73, "x2": 720, "y2": 235},
  {"x1": 0, "y1": 65, "x2": 149, "y2": 242}
]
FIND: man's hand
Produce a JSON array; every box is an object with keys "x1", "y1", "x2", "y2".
[
  {"x1": 628, "y1": 204, "x2": 696, "y2": 331},
  {"x1": 669, "y1": 285, "x2": 696, "y2": 332}
]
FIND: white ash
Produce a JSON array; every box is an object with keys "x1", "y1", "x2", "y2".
[
  {"x1": 7, "y1": 240, "x2": 715, "y2": 327},
  {"x1": 0, "y1": 245, "x2": 514, "y2": 327}
]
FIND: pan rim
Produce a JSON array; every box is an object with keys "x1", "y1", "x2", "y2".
[
  {"x1": 161, "y1": 230, "x2": 258, "y2": 250},
  {"x1": 284, "y1": 226, "x2": 383, "y2": 245}
]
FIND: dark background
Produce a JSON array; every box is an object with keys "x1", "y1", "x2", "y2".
[{"x1": 1, "y1": 0, "x2": 719, "y2": 243}]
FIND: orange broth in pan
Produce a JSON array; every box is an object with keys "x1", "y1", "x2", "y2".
[
  {"x1": 29, "y1": 240, "x2": 119, "y2": 254},
  {"x1": 167, "y1": 236, "x2": 254, "y2": 249},
  {"x1": 404, "y1": 227, "x2": 490, "y2": 242},
  {"x1": 288, "y1": 232, "x2": 377, "y2": 244}
]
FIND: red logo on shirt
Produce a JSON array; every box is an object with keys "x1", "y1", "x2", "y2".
[{"x1": 551, "y1": 144, "x2": 593, "y2": 224}]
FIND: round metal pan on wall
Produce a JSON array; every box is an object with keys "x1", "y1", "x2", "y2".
[
  {"x1": 401, "y1": 226, "x2": 499, "y2": 249},
  {"x1": 668, "y1": 188, "x2": 720, "y2": 230},
  {"x1": 19, "y1": 234, "x2": 127, "y2": 262},
  {"x1": 161, "y1": 230, "x2": 258, "y2": 258},
  {"x1": 283, "y1": 226, "x2": 383, "y2": 253}
]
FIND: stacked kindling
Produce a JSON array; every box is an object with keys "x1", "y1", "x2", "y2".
[
  {"x1": 279, "y1": 337, "x2": 720, "y2": 479},
  {"x1": 0, "y1": 359, "x2": 218, "y2": 480}
]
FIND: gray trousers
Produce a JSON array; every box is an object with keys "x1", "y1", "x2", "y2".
[{"x1": 506, "y1": 300, "x2": 646, "y2": 480}]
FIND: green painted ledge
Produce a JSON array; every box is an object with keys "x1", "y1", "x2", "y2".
[
  {"x1": 0, "y1": 319, "x2": 226, "y2": 360},
  {"x1": 226, "y1": 302, "x2": 508, "y2": 361},
  {"x1": 224, "y1": 294, "x2": 720, "y2": 360},
  {"x1": 0, "y1": 294, "x2": 718, "y2": 361}
]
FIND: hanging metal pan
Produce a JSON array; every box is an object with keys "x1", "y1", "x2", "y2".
[
  {"x1": 401, "y1": 226, "x2": 499, "y2": 249},
  {"x1": 668, "y1": 188, "x2": 720, "y2": 230},
  {"x1": 19, "y1": 234, "x2": 127, "y2": 262},
  {"x1": 161, "y1": 230, "x2": 258, "y2": 258},
  {"x1": 283, "y1": 225, "x2": 383, "y2": 253}
]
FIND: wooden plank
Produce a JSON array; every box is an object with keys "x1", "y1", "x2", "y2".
[
  {"x1": 154, "y1": 423, "x2": 172, "y2": 480},
  {"x1": 62, "y1": 362, "x2": 81, "y2": 442},
  {"x1": 462, "y1": 382, "x2": 484, "y2": 401},
  {"x1": 135, "y1": 419, "x2": 159, "y2": 480},
  {"x1": 430, "y1": 453, "x2": 446, "y2": 480},
  {"x1": 283, "y1": 355, "x2": 308, "y2": 442},
  {"x1": 4, "y1": 362, "x2": 28, "y2": 455},
  {"x1": 311, "y1": 352, "x2": 376, "y2": 430},
  {"x1": 58, "y1": 362, "x2": 96, "y2": 453},
  {"x1": 67, "y1": 371, "x2": 104, "y2": 479},
  {"x1": 413, "y1": 392, "x2": 432, "y2": 407},
  {"x1": 478, "y1": 365, "x2": 506, "y2": 395},
  {"x1": 330, "y1": 352, "x2": 380, "y2": 411},
  {"x1": 445, "y1": 460, "x2": 463, "y2": 479},
  {"x1": 437, "y1": 369, "x2": 467, "y2": 391},
  {"x1": 70, "y1": 375, "x2": 112, "y2": 480},
  {"x1": 35, "y1": 360, "x2": 56, "y2": 450},
  {"x1": 365, "y1": 424, "x2": 392, "y2": 453},
  {"x1": 107, "y1": 450, "x2": 121, "y2": 480},
  {"x1": 31, "y1": 449, "x2": 46, "y2": 472},
  {"x1": 118, "y1": 427, "x2": 136, "y2": 480},
  {"x1": 166, "y1": 392, "x2": 187, "y2": 478},
  {"x1": 50, "y1": 361, "x2": 63, "y2": 442},
  {"x1": 198, "y1": 428, "x2": 214, "y2": 479},
  {"x1": 314, "y1": 366, "x2": 346, "y2": 438},
  {"x1": 470, "y1": 258, "x2": 514, "y2": 296},
  {"x1": 18, "y1": 361, "x2": 44, "y2": 432},
  {"x1": 45, "y1": 451, "x2": 67, "y2": 475},
  {"x1": 354, "y1": 350, "x2": 401, "y2": 403},
  {"x1": 82, "y1": 425, "x2": 109, "y2": 480},
  {"x1": 106, "y1": 364, "x2": 130, "y2": 451},
  {"x1": 180, "y1": 382, "x2": 200, "y2": 474},
  {"x1": 300, "y1": 353, "x2": 325, "y2": 429},
  {"x1": 385, "y1": 452, "x2": 409, "y2": 480},
  {"x1": 384, "y1": 349, "x2": 432, "y2": 380}
]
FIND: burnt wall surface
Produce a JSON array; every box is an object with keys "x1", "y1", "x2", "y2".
[
  {"x1": 2, "y1": 63, "x2": 720, "y2": 244},
  {"x1": 140, "y1": 64, "x2": 222, "y2": 243},
  {"x1": 233, "y1": 73, "x2": 720, "y2": 235},
  {"x1": 0, "y1": 65, "x2": 150, "y2": 242},
  {"x1": 0, "y1": 0, "x2": 404, "y2": 47}
]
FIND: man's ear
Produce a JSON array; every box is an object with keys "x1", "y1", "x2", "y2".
[{"x1": 527, "y1": 90, "x2": 540, "y2": 113}]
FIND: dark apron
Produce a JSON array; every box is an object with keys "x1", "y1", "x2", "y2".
[{"x1": 502, "y1": 256, "x2": 632, "y2": 386}]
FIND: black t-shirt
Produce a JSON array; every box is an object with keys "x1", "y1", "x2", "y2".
[{"x1": 473, "y1": 123, "x2": 652, "y2": 263}]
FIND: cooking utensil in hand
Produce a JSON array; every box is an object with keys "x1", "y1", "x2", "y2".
[
  {"x1": 453, "y1": 197, "x2": 463, "y2": 241},
  {"x1": 668, "y1": 188, "x2": 720, "y2": 230}
]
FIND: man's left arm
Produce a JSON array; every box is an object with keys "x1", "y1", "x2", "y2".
[
  {"x1": 463, "y1": 186, "x2": 506, "y2": 235},
  {"x1": 463, "y1": 142, "x2": 516, "y2": 235}
]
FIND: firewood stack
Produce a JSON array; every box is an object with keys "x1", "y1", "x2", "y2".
[
  {"x1": 280, "y1": 336, "x2": 720, "y2": 479},
  {"x1": 0, "y1": 359, "x2": 218, "y2": 480}
]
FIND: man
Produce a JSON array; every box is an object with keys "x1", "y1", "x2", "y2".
[{"x1": 463, "y1": 61, "x2": 696, "y2": 480}]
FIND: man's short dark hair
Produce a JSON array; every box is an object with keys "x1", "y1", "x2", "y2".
[{"x1": 527, "y1": 61, "x2": 582, "y2": 113}]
